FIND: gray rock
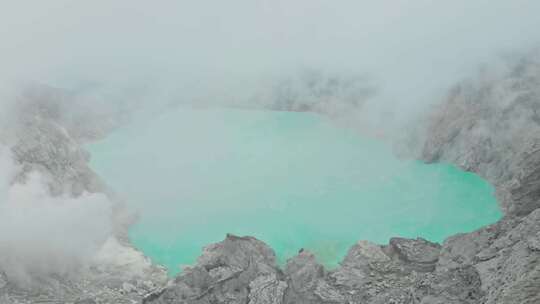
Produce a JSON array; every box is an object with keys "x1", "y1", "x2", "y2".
[
  {"x1": 285, "y1": 250, "x2": 324, "y2": 295},
  {"x1": 0, "y1": 271, "x2": 7, "y2": 289},
  {"x1": 144, "y1": 234, "x2": 285, "y2": 304},
  {"x1": 313, "y1": 280, "x2": 345, "y2": 303},
  {"x1": 342, "y1": 240, "x2": 391, "y2": 267},
  {"x1": 75, "y1": 299, "x2": 97, "y2": 304},
  {"x1": 388, "y1": 237, "x2": 441, "y2": 272},
  {"x1": 421, "y1": 50, "x2": 540, "y2": 216},
  {"x1": 122, "y1": 282, "x2": 137, "y2": 293},
  {"x1": 414, "y1": 266, "x2": 484, "y2": 304},
  {"x1": 248, "y1": 274, "x2": 287, "y2": 304},
  {"x1": 527, "y1": 232, "x2": 540, "y2": 251}
]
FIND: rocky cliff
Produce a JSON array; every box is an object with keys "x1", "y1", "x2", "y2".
[
  {"x1": 422, "y1": 50, "x2": 540, "y2": 216},
  {"x1": 2, "y1": 51, "x2": 540, "y2": 303}
]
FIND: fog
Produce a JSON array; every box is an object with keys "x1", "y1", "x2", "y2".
[
  {"x1": 1, "y1": 0, "x2": 540, "y2": 283},
  {"x1": 2, "y1": 0, "x2": 540, "y2": 117}
]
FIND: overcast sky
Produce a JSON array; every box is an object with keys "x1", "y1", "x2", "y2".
[{"x1": 1, "y1": 0, "x2": 539, "y2": 110}]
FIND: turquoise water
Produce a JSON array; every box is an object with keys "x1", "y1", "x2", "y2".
[{"x1": 88, "y1": 108, "x2": 501, "y2": 275}]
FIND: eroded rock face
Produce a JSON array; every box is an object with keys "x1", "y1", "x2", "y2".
[
  {"x1": 422, "y1": 50, "x2": 540, "y2": 216},
  {"x1": 7, "y1": 84, "x2": 119, "y2": 197},
  {"x1": 148, "y1": 220, "x2": 540, "y2": 304},
  {"x1": 437, "y1": 209, "x2": 540, "y2": 304},
  {"x1": 11, "y1": 115, "x2": 104, "y2": 196},
  {"x1": 142, "y1": 235, "x2": 451, "y2": 303},
  {"x1": 143, "y1": 235, "x2": 287, "y2": 304},
  {"x1": 387, "y1": 238, "x2": 441, "y2": 272},
  {"x1": 413, "y1": 266, "x2": 484, "y2": 304}
]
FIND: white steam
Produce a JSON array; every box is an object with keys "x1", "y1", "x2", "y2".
[{"x1": 0, "y1": 147, "x2": 112, "y2": 284}]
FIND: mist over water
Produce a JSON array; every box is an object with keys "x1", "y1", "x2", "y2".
[
  {"x1": 3, "y1": 1, "x2": 540, "y2": 123},
  {"x1": 88, "y1": 108, "x2": 501, "y2": 275}
]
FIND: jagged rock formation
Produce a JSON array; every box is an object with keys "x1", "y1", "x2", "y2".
[
  {"x1": 144, "y1": 212, "x2": 540, "y2": 304},
  {"x1": 144, "y1": 234, "x2": 482, "y2": 304},
  {"x1": 422, "y1": 50, "x2": 540, "y2": 216},
  {"x1": 2, "y1": 51, "x2": 540, "y2": 303},
  {"x1": 4, "y1": 84, "x2": 125, "y2": 196}
]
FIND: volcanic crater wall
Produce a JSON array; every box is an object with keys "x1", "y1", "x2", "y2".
[{"x1": 1, "y1": 52, "x2": 540, "y2": 303}]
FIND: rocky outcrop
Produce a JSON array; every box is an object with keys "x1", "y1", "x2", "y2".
[
  {"x1": 143, "y1": 234, "x2": 287, "y2": 304},
  {"x1": 6, "y1": 84, "x2": 123, "y2": 196},
  {"x1": 387, "y1": 238, "x2": 441, "y2": 272},
  {"x1": 144, "y1": 235, "x2": 440, "y2": 304},
  {"x1": 422, "y1": 50, "x2": 540, "y2": 216}
]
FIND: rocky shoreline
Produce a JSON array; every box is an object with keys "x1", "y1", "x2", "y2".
[{"x1": 1, "y1": 52, "x2": 540, "y2": 303}]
